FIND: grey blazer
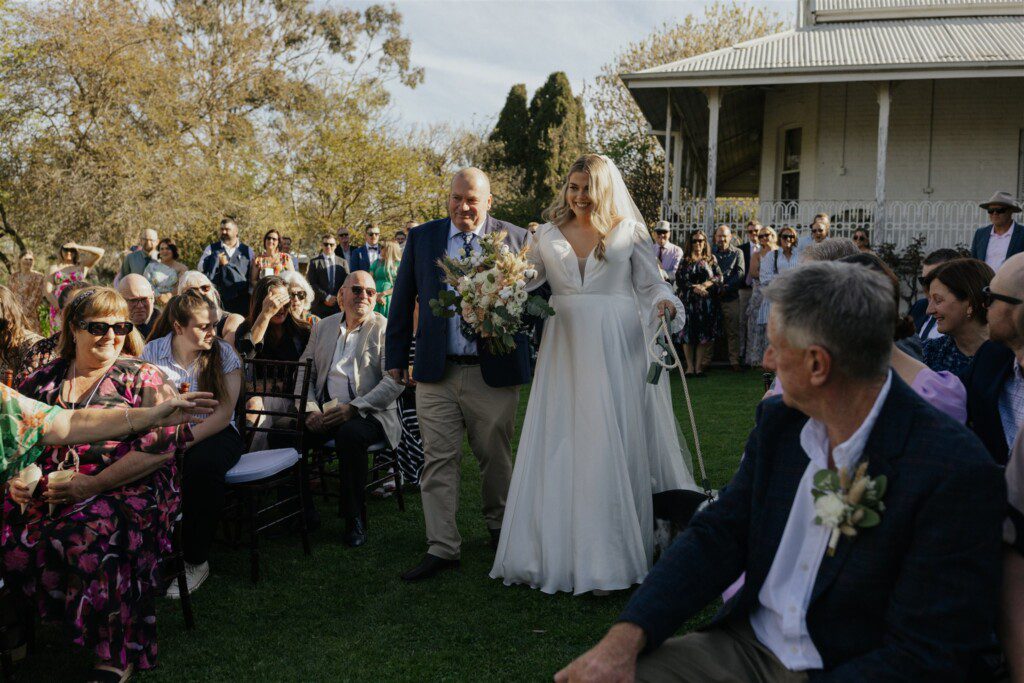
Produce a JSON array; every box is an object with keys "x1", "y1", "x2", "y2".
[{"x1": 297, "y1": 311, "x2": 403, "y2": 448}]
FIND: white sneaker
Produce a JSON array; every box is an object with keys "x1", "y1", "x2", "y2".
[{"x1": 165, "y1": 561, "x2": 209, "y2": 599}]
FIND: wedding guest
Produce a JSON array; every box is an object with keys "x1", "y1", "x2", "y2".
[
  {"x1": 971, "y1": 191, "x2": 1023, "y2": 271},
  {"x1": 922, "y1": 258, "x2": 993, "y2": 374},
  {"x1": 177, "y1": 270, "x2": 245, "y2": 347},
  {"x1": 197, "y1": 217, "x2": 254, "y2": 315},
  {"x1": 4, "y1": 287, "x2": 185, "y2": 680},
  {"x1": 334, "y1": 227, "x2": 353, "y2": 268},
  {"x1": 745, "y1": 226, "x2": 777, "y2": 367},
  {"x1": 557, "y1": 262, "x2": 1005, "y2": 682},
  {"x1": 800, "y1": 237, "x2": 859, "y2": 263},
  {"x1": 251, "y1": 228, "x2": 293, "y2": 286},
  {"x1": 713, "y1": 225, "x2": 745, "y2": 372},
  {"x1": 0, "y1": 286, "x2": 42, "y2": 379},
  {"x1": 349, "y1": 223, "x2": 381, "y2": 272},
  {"x1": 279, "y1": 235, "x2": 299, "y2": 270},
  {"x1": 9, "y1": 251, "x2": 45, "y2": 332},
  {"x1": 754, "y1": 226, "x2": 798, "y2": 359},
  {"x1": 394, "y1": 229, "x2": 408, "y2": 250},
  {"x1": 808, "y1": 212, "x2": 830, "y2": 244},
  {"x1": 307, "y1": 233, "x2": 350, "y2": 318},
  {"x1": 17, "y1": 281, "x2": 91, "y2": 383},
  {"x1": 117, "y1": 228, "x2": 158, "y2": 281},
  {"x1": 279, "y1": 270, "x2": 319, "y2": 325},
  {"x1": 117, "y1": 274, "x2": 160, "y2": 340},
  {"x1": 299, "y1": 272, "x2": 403, "y2": 546},
  {"x1": 962, "y1": 252, "x2": 1024, "y2": 465},
  {"x1": 676, "y1": 231, "x2": 722, "y2": 377},
  {"x1": 142, "y1": 291, "x2": 243, "y2": 597},
  {"x1": 45, "y1": 241, "x2": 104, "y2": 330},
  {"x1": 910, "y1": 248, "x2": 961, "y2": 341},
  {"x1": 852, "y1": 228, "x2": 872, "y2": 253},
  {"x1": 737, "y1": 221, "x2": 760, "y2": 363},
  {"x1": 653, "y1": 221, "x2": 684, "y2": 282},
  {"x1": 143, "y1": 237, "x2": 188, "y2": 306},
  {"x1": 999, "y1": 310, "x2": 1024, "y2": 680},
  {"x1": 370, "y1": 239, "x2": 401, "y2": 317}
]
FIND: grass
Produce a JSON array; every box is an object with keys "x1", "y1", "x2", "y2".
[{"x1": 20, "y1": 369, "x2": 767, "y2": 682}]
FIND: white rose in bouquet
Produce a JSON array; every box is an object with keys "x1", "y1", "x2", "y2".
[
  {"x1": 498, "y1": 286, "x2": 514, "y2": 301},
  {"x1": 513, "y1": 289, "x2": 528, "y2": 305},
  {"x1": 481, "y1": 277, "x2": 499, "y2": 295}
]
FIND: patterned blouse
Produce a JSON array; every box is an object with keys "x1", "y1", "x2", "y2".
[
  {"x1": 0, "y1": 384, "x2": 60, "y2": 480},
  {"x1": 922, "y1": 335, "x2": 974, "y2": 376},
  {"x1": 253, "y1": 252, "x2": 292, "y2": 279}
]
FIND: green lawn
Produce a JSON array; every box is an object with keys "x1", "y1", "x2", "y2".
[{"x1": 20, "y1": 370, "x2": 766, "y2": 682}]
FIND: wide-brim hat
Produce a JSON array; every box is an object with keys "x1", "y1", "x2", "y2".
[
  {"x1": 980, "y1": 191, "x2": 1022, "y2": 212},
  {"x1": 653, "y1": 220, "x2": 671, "y2": 233}
]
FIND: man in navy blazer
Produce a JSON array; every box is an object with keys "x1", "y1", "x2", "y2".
[
  {"x1": 386, "y1": 168, "x2": 530, "y2": 582},
  {"x1": 348, "y1": 223, "x2": 381, "y2": 273},
  {"x1": 971, "y1": 191, "x2": 1024, "y2": 272},
  {"x1": 557, "y1": 262, "x2": 1005, "y2": 682}
]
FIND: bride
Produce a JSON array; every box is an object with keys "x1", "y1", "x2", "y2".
[{"x1": 490, "y1": 154, "x2": 699, "y2": 595}]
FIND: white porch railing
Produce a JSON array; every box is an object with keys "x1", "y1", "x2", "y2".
[{"x1": 663, "y1": 199, "x2": 981, "y2": 251}]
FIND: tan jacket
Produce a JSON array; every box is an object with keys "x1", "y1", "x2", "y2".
[{"x1": 297, "y1": 311, "x2": 403, "y2": 448}]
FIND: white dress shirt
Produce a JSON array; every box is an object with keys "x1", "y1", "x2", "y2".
[
  {"x1": 985, "y1": 224, "x2": 1015, "y2": 272},
  {"x1": 326, "y1": 319, "x2": 364, "y2": 403},
  {"x1": 750, "y1": 372, "x2": 893, "y2": 671},
  {"x1": 446, "y1": 219, "x2": 484, "y2": 356},
  {"x1": 366, "y1": 244, "x2": 381, "y2": 266}
]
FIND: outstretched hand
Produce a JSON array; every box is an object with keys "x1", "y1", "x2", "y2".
[{"x1": 153, "y1": 392, "x2": 219, "y2": 427}]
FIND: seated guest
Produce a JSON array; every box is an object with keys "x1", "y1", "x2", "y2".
[
  {"x1": 299, "y1": 272, "x2": 403, "y2": 546},
  {"x1": 922, "y1": 258, "x2": 993, "y2": 374},
  {"x1": 142, "y1": 291, "x2": 243, "y2": 597},
  {"x1": 557, "y1": 262, "x2": 1005, "y2": 682},
  {"x1": 280, "y1": 270, "x2": 320, "y2": 326},
  {"x1": 910, "y1": 248, "x2": 961, "y2": 341},
  {"x1": 176, "y1": 270, "x2": 244, "y2": 347},
  {"x1": 962, "y1": 253, "x2": 1024, "y2": 465},
  {"x1": 117, "y1": 273, "x2": 160, "y2": 339},
  {"x1": 3, "y1": 287, "x2": 186, "y2": 680},
  {"x1": 17, "y1": 281, "x2": 92, "y2": 383},
  {"x1": 0, "y1": 285, "x2": 43, "y2": 379}
]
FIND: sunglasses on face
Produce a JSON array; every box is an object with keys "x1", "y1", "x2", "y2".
[
  {"x1": 367, "y1": 232, "x2": 380, "y2": 237},
  {"x1": 780, "y1": 234, "x2": 796, "y2": 240},
  {"x1": 988, "y1": 208, "x2": 1009, "y2": 215},
  {"x1": 692, "y1": 238, "x2": 706, "y2": 243},
  {"x1": 758, "y1": 234, "x2": 770, "y2": 240},
  {"x1": 853, "y1": 235, "x2": 867, "y2": 242},
  {"x1": 289, "y1": 290, "x2": 307, "y2": 301},
  {"x1": 323, "y1": 242, "x2": 336, "y2": 247},
  {"x1": 348, "y1": 285, "x2": 376, "y2": 298},
  {"x1": 982, "y1": 286, "x2": 1023, "y2": 307},
  {"x1": 76, "y1": 320, "x2": 134, "y2": 336},
  {"x1": 811, "y1": 228, "x2": 825, "y2": 233}
]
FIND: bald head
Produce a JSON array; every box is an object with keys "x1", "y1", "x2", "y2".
[
  {"x1": 449, "y1": 168, "x2": 492, "y2": 232},
  {"x1": 451, "y1": 167, "x2": 490, "y2": 194},
  {"x1": 340, "y1": 270, "x2": 376, "y2": 324},
  {"x1": 994, "y1": 253, "x2": 1024, "y2": 299},
  {"x1": 118, "y1": 274, "x2": 155, "y2": 325},
  {"x1": 987, "y1": 253, "x2": 1024, "y2": 346}
]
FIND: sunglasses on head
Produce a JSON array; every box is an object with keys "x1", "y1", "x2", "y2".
[
  {"x1": 289, "y1": 290, "x2": 307, "y2": 301},
  {"x1": 987, "y1": 207, "x2": 1010, "y2": 215},
  {"x1": 982, "y1": 286, "x2": 1023, "y2": 307},
  {"x1": 76, "y1": 320, "x2": 134, "y2": 336},
  {"x1": 348, "y1": 285, "x2": 377, "y2": 298}
]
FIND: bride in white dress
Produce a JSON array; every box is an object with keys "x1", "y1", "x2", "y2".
[{"x1": 490, "y1": 154, "x2": 699, "y2": 595}]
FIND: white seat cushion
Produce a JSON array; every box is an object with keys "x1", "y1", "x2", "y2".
[
  {"x1": 226, "y1": 448, "x2": 300, "y2": 484},
  {"x1": 367, "y1": 440, "x2": 388, "y2": 453}
]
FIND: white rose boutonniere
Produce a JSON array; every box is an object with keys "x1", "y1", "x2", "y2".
[{"x1": 812, "y1": 462, "x2": 887, "y2": 556}]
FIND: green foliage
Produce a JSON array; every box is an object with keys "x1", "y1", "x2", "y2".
[
  {"x1": 526, "y1": 72, "x2": 587, "y2": 216},
  {"x1": 491, "y1": 84, "x2": 530, "y2": 170}
]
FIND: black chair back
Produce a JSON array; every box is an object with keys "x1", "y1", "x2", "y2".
[{"x1": 236, "y1": 357, "x2": 313, "y2": 450}]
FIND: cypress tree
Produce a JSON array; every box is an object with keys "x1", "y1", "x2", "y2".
[
  {"x1": 526, "y1": 71, "x2": 587, "y2": 213},
  {"x1": 490, "y1": 84, "x2": 530, "y2": 170}
]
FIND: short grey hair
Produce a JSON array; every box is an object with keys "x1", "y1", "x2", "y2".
[
  {"x1": 279, "y1": 269, "x2": 315, "y2": 304},
  {"x1": 764, "y1": 262, "x2": 893, "y2": 379},
  {"x1": 800, "y1": 237, "x2": 860, "y2": 263}
]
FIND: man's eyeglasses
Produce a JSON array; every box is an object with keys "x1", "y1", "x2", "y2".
[
  {"x1": 987, "y1": 208, "x2": 1010, "y2": 215},
  {"x1": 348, "y1": 285, "x2": 377, "y2": 298},
  {"x1": 982, "y1": 286, "x2": 1023, "y2": 308},
  {"x1": 76, "y1": 320, "x2": 134, "y2": 336},
  {"x1": 289, "y1": 290, "x2": 307, "y2": 301},
  {"x1": 126, "y1": 296, "x2": 152, "y2": 306}
]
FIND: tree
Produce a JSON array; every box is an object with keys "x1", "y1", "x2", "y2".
[
  {"x1": 526, "y1": 72, "x2": 587, "y2": 216},
  {"x1": 490, "y1": 84, "x2": 529, "y2": 170},
  {"x1": 588, "y1": 2, "x2": 784, "y2": 222}
]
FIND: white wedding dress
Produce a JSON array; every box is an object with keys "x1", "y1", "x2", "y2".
[{"x1": 490, "y1": 218, "x2": 699, "y2": 595}]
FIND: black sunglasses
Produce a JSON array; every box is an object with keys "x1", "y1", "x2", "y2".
[
  {"x1": 348, "y1": 285, "x2": 377, "y2": 298},
  {"x1": 987, "y1": 208, "x2": 1009, "y2": 215},
  {"x1": 289, "y1": 290, "x2": 307, "y2": 301},
  {"x1": 780, "y1": 234, "x2": 797, "y2": 240},
  {"x1": 982, "y1": 286, "x2": 1023, "y2": 307},
  {"x1": 322, "y1": 242, "x2": 336, "y2": 247},
  {"x1": 76, "y1": 320, "x2": 134, "y2": 336}
]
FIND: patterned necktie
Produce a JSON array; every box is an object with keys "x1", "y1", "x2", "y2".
[{"x1": 461, "y1": 232, "x2": 475, "y2": 258}]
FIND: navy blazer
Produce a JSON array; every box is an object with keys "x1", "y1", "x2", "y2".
[
  {"x1": 349, "y1": 245, "x2": 375, "y2": 273},
  {"x1": 385, "y1": 215, "x2": 531, "y2": 387},
  {"x1": 970, "y1": 221, "x2": 1024, "y2": 263},
  {"x1": 200, "y1": 241, "x2": 253, "y2": 314},
  {"x1": 962, "y1": 339, "x2": 1017, "y2": 465},
  {"x1": 619, "y1": 376, "x2": 1005, "y2": 680}
]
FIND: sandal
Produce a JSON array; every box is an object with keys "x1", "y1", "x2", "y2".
[{"x1": 86, "y1": 663, "x2": 133, "y2": 683}]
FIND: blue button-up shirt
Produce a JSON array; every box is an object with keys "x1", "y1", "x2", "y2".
[
  {"x1": 999, "y1": 359, "x2": 1024, "y2": 448},
  {"x1": 446, "y1": 220, "x2": 484, "y2": 356}
]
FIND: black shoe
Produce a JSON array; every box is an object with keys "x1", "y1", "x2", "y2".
[
  {"x1": 400, "y1": 554, "x2": 460, "y2": 582},
  {"x1": 342, "y1": 517, "x2": 366, "y2": 548},
  {"x1": 488, "y1": 527, "x2": 501, "y2": 550}
]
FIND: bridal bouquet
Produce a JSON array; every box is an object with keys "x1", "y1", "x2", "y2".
[
  {"x1": 428, "y1": 230, "x2": 553, "y2": 355},
  {"x1": 812, "y1": 462, "x2": 887, "y2": 556}
]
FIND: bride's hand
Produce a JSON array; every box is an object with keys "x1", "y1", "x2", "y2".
[{"x1": 656, "y1": 300, "x2": 676, "y2": 320}]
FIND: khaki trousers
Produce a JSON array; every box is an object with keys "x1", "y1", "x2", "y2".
[
  {"x1": 721, "y1": 297, "x2": 743, "y2": 366},
  {"x1": 737, "y1": 288, "x2": 752, "y2": 362},
  {"x1": 416, "y1": 363, "x2": 519, "y2": 560},
  {"x1": 636, "y1": 620, "x2": 809, "y2": 683}
]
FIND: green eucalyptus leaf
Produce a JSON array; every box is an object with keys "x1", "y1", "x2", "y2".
[
  {"x1": 857, "y1": 507, "x2": 880, "y2": 528},
  {"x1": 813, "y1": 469, "x2": 840, "y2": 492}
]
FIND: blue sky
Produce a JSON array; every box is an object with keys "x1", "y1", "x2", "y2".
[{"x1": 345, "y1": 0, "x2": 792, "y2": 130}]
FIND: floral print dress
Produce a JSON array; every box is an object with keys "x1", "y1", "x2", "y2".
[
  {"x1": 0, "y1": 384, "x2": 60, "y2": 479},
  {"x1": 48, "y1": 268, "x2": 86, "y2": 330},
  {"x1": 2, "y1": 358, "x2": 185, "y2": 671},
  {"x1": 675, "y1": 257, "x2": 724, "y2": 345}
]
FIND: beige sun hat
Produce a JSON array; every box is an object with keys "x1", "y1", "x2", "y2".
[
  {"x1": 653, "y1": 220, "x2": 671, "y2": 233},
  {"x1": 980, "y1": 191, "x2": 1022, "y2": 213}
]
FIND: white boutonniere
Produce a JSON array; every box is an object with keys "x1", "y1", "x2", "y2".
[{"x1": 812, "y1": 462, "x2": 887, "y2": 556}]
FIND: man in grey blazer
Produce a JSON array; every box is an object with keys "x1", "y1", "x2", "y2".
[{"x1": 299, "y1": 270, "x2": 404, "y2": 547}]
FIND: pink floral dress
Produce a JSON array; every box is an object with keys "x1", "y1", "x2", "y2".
[
  {"x1": 2, "y1": 357, "x2": 186, "y2": 671},
  {"x1": 48, "y1": 268, "x2": 85, "y2": 330}
]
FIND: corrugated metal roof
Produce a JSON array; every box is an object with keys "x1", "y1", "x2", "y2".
[
  {"x1": 816, "y1": 0, "x2": 1020, "y2": 12},
  {"x1": 630, "y1": 16, "x2": 1023, "y2": 78}
]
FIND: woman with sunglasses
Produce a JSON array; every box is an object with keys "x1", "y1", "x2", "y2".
[
  {"x1": 176, "y1": 270, "x2": 245, "y2": 347},
  {"x1": 142, "y1": 290, "x2": 243, "y2": 599},
  {"x1": 852, "y1": 228, "x2": 872, "y2": 253},
  {"x1": 251, "y1": 228, "x2": 293, "y2": 287},
  {"x1": 922, "y1": 258, "x2": 994, "y2": 375},
  {"x1": 754, "y1": 226, "x2": 800, "y2": 356},
  {"x1": 3, "y1": 287, "x2": 193, "y2": 680},
  {"x1": 280, "y1": 270, "x2": 320, "y2": 326},
  {"x1": 744, "y1": 226, "x2": 777, "y2": 366},
  {"x1": 675, "y1": 230, "x2": 722, "y2": 377},
  {"x1": 45, "y1": 241, "x2": 104, "y2": 331},
  {"x1": 9, "y1": 251, "x2": 46, "y2": 333}
]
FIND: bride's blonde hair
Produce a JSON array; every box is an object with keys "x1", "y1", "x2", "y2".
[{"x1": 542, "y1": 154, "x2": 620, "y2": 260}]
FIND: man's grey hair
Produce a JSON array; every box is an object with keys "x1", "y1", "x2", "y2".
[
  {"x1": 800, "y1": 237, "x2": 860, "y2": 263},
  {"x1": 765, "y1": 262, "x2": 894, "y2": 379}
]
